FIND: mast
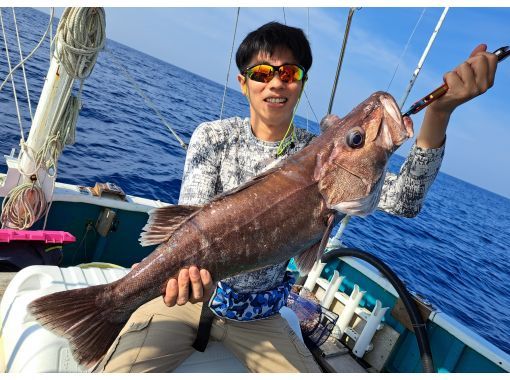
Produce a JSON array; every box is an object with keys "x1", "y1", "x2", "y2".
[{"x1": 0, "y1": 8, "x2": 105, "y2": 229}]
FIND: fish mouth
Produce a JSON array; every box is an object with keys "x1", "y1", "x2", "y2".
[{"x1": 380, "y1": 94, "x2": 414, "y2": 148}]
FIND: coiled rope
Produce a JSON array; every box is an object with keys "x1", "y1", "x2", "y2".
[
  {"x1": 55, "y1": 7, "x2": 105, "y2": 81},
  {"x1": 1, "y1": 183, "x2": 47, "y2": 230},
  {"x1": 1, "y1": 8, "x2": 105, "y2": 229}
]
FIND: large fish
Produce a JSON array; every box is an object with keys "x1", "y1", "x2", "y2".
[{"x1": 28, "y1": 91, "x2": 413, "y2": 367}]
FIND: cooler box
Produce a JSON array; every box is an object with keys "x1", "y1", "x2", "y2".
[
  {"x1": 0, "y1": 265, "x2": 303, "y2": 373},
  {"x1": 0, "y1": 230, "x2": 75, "y2": 271}
]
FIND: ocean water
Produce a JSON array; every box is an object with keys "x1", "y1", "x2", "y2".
[{"x1": 1, "y1": 8, "x2": 509, "y2": 355}]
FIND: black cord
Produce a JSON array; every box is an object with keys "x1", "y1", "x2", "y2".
[{"x1": 321, "y1": 247, "x2": 435, "y2": 373}]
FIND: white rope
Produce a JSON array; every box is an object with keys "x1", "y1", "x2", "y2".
[
  {"x1": 11, "y1": 8, "x2": 34, "y2": 121},
  {"x1": 31, "y1": 95, "x2": 79, "y2": 178},
  {"x1": 219, "y1": 7, "x2": 240, "y2": 121},
  {"x1": 55, "y1": 7, "x2": 105, "y2": 80},
  {"x1": 1, "y1": 183, "x2": 46, "y2": 230},
  {"x1": 1, "y1": 7, "x2": 104, "y2": 229},
  {"x1": 0, "y1": 8, "x2": 54, "y2": 93},
  {"x1": 0, "y1": 9, "x2": 24, "y2": 140},
  {"x1": 386, "y1": 8, "x2": 426, "y2": 92},
  {"x1": 105, "y1": 48, "x2": 188, "y2": 150}
]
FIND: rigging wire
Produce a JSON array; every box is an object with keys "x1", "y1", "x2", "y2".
[
  {"x1": 386, "y1": 8, "x2": 426, "y2": 92},
  {"x1": 0, "y1": 8, "x2": 24, "y2": 140},
  {"x1": 219, "y1": 7, "x2": 240, "y2": 121},
  {"x1": 327, "y1": 7, "x2": 357, "y2": 115},
  {"x1": 287, "y1": 8, "x2": 319, "y2": 127},
  {"x1": 11, "y1": 8, "x2": 34, "y2": 121},
  {"x1": 105, "y1": 49, "x2": 187, "y2": 150},
  {"x1": 0, "y1": 8, "x2": 54, "y2": 93},
  {"x1": 302, "y1": 86, "x2": 319, "y2": 125},
  {"x1": 324, "y1": 7, "x2": 359, "y2": 245}
]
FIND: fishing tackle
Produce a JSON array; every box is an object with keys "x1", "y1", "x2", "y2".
[{"x1": 402, "y1": 46, "x2": 509, "y2": 117}]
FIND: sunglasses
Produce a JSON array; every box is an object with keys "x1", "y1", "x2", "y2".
[{"x1": 242, "y1": 63, "x2": 306, "y2": 84}]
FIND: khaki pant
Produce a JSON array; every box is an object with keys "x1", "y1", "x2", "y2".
[{"x1": 94, "y1": 297, "x2": 321, "y2": 373}]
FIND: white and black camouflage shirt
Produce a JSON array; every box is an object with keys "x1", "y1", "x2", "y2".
[{"x1": 178, "y1": 116, "x2": 444, "y2": 293}]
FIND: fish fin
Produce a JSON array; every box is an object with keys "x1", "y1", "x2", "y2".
[
  {"x1": 28, "y1": 285, "x2": 126, "y2": 368},
  {"x1": 294, "y1": 242, "x2": 321, "y2": 276},
  {"x1": 319, "y1": 114, "x2": 342, "y2": 133},
  {"x1": 295, "y1": 214, "x2": 336, "y2": 275},
  {"x1": 139, "y1": 204, "x2": 201, "y2": 246}
]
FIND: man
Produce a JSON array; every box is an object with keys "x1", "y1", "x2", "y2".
[{"x1": 97, "y1": 22, "x2": 497, "y2": 372}]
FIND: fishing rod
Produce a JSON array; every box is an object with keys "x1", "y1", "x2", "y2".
[{"x1": 402, "y1": 45, "x2": 510, "y2": 117}]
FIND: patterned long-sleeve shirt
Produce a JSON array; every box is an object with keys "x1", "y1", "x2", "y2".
[{"x1": 178, "y1": 116, "x2": 444, "y2": 293}]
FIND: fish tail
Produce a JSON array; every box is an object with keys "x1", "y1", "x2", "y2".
[{"x1": 28, "y1": 284, "x2": 126, "y2": 368}]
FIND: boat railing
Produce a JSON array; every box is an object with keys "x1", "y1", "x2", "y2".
[{"x1": 305, "y1": 255, "x2": 510, "y2": 373}]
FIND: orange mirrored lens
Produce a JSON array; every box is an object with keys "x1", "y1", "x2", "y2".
[
  {"x1": 246, "y1": 64, "x2": 304, "y2": 83},
  {"x1": 279, "y1": 65, "x2": 303, "y2": 82},
  {"x1": 249, "y1": 65, "x2": 274, "y2": 83}
]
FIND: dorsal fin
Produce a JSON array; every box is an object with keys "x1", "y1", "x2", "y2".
[
  {"x1": 294, "y1": 214, "x2": 336, "y2": 275},
  {"x1": 320, "y1": 114, "x2": 342, "y2": 133},
  {"x1": 139, "y1": 205, "x2": 201, "y2": 246}
]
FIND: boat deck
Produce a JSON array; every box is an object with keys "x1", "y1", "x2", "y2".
[{"x1": 313, "y1": 337, "x2": 368, "y2": 372}]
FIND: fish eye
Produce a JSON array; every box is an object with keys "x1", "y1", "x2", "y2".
[{"x1": 346, "y1": 128, "x2": 365, "y2": 148}]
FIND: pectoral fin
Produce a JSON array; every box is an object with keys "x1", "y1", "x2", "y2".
[
  {"x1": 139, "y1": 205, "x2": 201, "y2": 246},
  {"x1": 294, "y1": 214, "x2": 336, "y2": 275}
]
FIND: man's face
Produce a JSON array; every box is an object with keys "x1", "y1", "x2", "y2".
[{"x1": 237, "y1": 47, "x2": 304, "y2": 135}]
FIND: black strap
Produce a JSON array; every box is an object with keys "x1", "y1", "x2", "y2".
[{"x1": 192, "y1": 304, "x2": 215, "y2": 352}]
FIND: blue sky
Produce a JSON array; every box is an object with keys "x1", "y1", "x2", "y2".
[{"x1": 40, "y1": 7, "x2": 510, "y2": 198}]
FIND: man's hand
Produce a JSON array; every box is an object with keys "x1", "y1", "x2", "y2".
[
  {"x1": 164, "y1": 266, "x2": 213, "y2": 307},
  {"x1": 130, "y1": 263, "x2": 214, "y2": 307},
  {"x1": 429, "y1": 43, "x2": 498, "y2": 115},
  {"x1": 417, "y1": 43, "x2": 498, "y2": 149}
]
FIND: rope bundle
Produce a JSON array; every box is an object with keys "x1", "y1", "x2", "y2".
[
  {"x1": 55, "y1": 7, "x2": 106, "y2": 80},
  {"x1": 1, "y1": 183, "x2": 46, "y2": 230}
]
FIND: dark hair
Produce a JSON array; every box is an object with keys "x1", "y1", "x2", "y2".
[{"x1": 235, "y1": 22, "x2": 312, "y2": 74}]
